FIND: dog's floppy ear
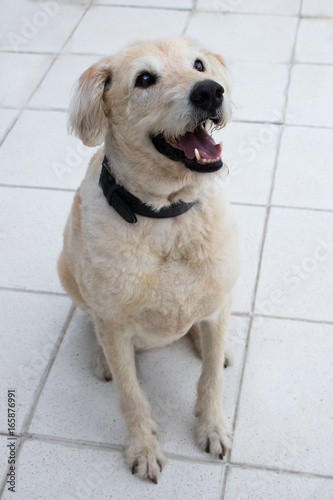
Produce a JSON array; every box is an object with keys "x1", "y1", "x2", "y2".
[{"x1": 68, "y1": 58, "x2": 113, "y2": 147}]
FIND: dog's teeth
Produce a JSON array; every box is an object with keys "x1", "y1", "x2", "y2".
[
  {"x1": 194, "y1": 148, "x2": 201, "y2": 161},
  {"x1": 220, "y1": 140, "x2": 223, "y2": 152}
]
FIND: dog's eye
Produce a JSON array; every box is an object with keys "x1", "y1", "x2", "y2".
[
  {"x1": 194, "y1": 59, "x2": 205, "y2": 72},
  {"x1": 135, "y1": 72, "x2": 157, "y2": 89}
]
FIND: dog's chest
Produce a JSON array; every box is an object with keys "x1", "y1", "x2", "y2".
[{"x1": 82, "y1": 207, "x2": 238, "y2": 337}]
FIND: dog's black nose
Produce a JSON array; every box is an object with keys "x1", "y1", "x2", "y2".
[{"x1": 190, "y1": 80, "x2": 224, "y2": 115}]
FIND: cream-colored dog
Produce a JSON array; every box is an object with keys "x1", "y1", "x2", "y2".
[{"x1": 58, "y1": 37, "x2": 239, "y2": 483}]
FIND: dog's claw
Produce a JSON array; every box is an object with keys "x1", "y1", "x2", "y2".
[
  {"x1": 131, "y1": 461, "x2": 138, "y2": 475},
  {"x1": 157, "y1": 459, "x2": 163, "y2": 472},
  {"x1": 151, "y1": 476, "x2": 158, "y2": 485},
  {"x1": 219, "y1": 445, "x2": 226, "y2": 460},
  {"x1": 205, "y1": 440, "x2": 210, "y2": 454}
]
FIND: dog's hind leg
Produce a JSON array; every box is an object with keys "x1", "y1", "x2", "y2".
[
  {"x1": 57, "y1": 250, "x2": 88, "y2": 312},
  {"x1": 188, "y1": 323, "x2": 233, "y2": 368},
  {"x1": 94, "y1": 318, "x2": 165, "y2": 483},
  {"x1": 91, "y1": 342, "x2": 113, "y2": 382},
  {"x1": 194, "y1": 294, "x2": 233, "y2": 459},
  {"x1": 188, "y1": 323, "x2": 202, "y2": 357}
]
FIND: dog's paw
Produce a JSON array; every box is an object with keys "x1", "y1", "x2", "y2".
[
  {"x1": 91, "y1": 346, "x2": 112, "y2": 381},
  {"x1": 125, "y1": 436, "x2": 166, "y2": 484},
  {"x1": 195, "y1": 417, "x2": 232, "y2": 459}
]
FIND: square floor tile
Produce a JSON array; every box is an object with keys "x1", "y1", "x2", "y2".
[
  {"x1": 230, "y1": 62, "x2": 289, "y2": 122},
  {"x1": 30, "y1": 308, "x2": 248, "y2": 460},
  {"x1": 225, "y1": 467, "x2": 333, "y2": 500},
  {"x1": 295, "y1": 19, "x2": 333, "y2": 63},
  {"x1": 0, "y1": 1, "x2": 85, "y2": 53},
  {"x1": 3, "y1": 439, "x2": 224, "y2": 500},
  {"x1": 0, "y1": 110, "x2": 19, "y2": 143},
  {"x1": 302, "y1": 0, "x2": 333, "y2": 17},
  {"x1": 197, "y1": 0, "x2": 301, "y2": 15},
  {"x1": 94, "y1": 0, "x2": 192, "y2": 7},
  {"x1": 231, "y1": 205, "x2": 266, "y2": 313},
  {"x1": 0, "y1": 291, "x2": 71, "y2": 433},
  {"x1": 272, "y1": 126, "x2": 333, "y2": 211},
  {"x1": 0, "y1": 110, "x2": 98, "y2": 189},
  {"x1": 255, "y1": 207, "x2": 333, "y2": 322},
  {"x1": 217, "y1": 122, "x2": 279, "y2": 205},
  {"x1": 0, "y1": 187, "x2": 73, "y2": 293},
  {"x1": 231, "y1": 317, "x2": 333, "y2": 475},
  {"x1": 64, "y1": 6, "x2": 190, "y2": 54},
  {"x1": 286, "y1": 64, "x2": 333, "y2": 127},
  {"x1": 186, "y1": 13, "x2": 297, "y2": 63},
  {"x1": 28, "y1": 54, "x2": 100, "y2": 110},
  {"x1": 0, "y1": 53, "x2": 53, "y2": 108}
]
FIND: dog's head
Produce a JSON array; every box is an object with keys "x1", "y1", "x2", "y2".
[{"x1": 69, "y1": 37, "x2": 232, "y2": 184}]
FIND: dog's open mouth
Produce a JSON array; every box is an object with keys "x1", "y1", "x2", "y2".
[{"x1": 151, "y1": 121, "x2": 223, "y2": 173}]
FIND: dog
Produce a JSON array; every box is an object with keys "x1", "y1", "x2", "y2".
[{"x1": 58, "y1": 37, "x2": 239, "y2": 483}]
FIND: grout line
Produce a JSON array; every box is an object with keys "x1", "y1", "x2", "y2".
[
  {"x1": 2, "y1": 430, "x2": 229, "y2": 471},
  {"x1": 231, "y1": 118, "x2": 333, "y2": 129},
  {"x1": 230, "y1": 201, "x2": 267, "y2": 208},
  {"x1": 220, "y1": 3, "x2": 304, "y2": 498},
  {"x1": 270, "y1": 204, "x2": 333, "y2": 213},
  {"x1": 232, "y1": 312, "x2": 333, "y2": 326},
  {"x1": 182, "y1": 0, "x2": 197, "y2": 35},
  {"x1": 0, "y1": 108, "x2": 67, "y2": 114},
  {"x1": 0, "y1": 286, "x2": 67, "y2": 297},
  {"x1": 0, "y1": 50, "x2": 106, "y2": 57},
  {"x1": 193, "y1": 10, "x2": 300, "y2": 18},
  {"x1": 19, "y1": 432, "x2": 124, "y2": 453},
  {"x1": 25, "y1": 105, "x2": 68, "y2": 112},
  {"x1": 251, "y1": 314, "x2": 333, "y2": 326},
  {"x1": 3, "y1": 430, "x2": 228, "y2": 466},
  {"x1": 231, "y1": 311, "x2": 250, "y2": 318},
  {"x1": 220, "y1": 462, "x2": 231, "y2": 500},
  {"x1": 0, "y1": 183, "x2": 76, "y2": 193},
  {"x1": 91, "y1": 4, "x2": 192, "y2": 11},
  {"x1": 229, "y1": 461, "x2": 333, "y2": 481}
]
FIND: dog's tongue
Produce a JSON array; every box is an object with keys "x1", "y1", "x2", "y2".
[{"x1": 178, "y1": 126, "x2": 221, "y2": 164}]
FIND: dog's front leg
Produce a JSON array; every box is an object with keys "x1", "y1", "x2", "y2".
[
  {"x1": 95, "y1": 318, "x2": 165, "y2": 483},
  {"x1": 194, "y1": 296, "x2": 232, "y2": 459}
]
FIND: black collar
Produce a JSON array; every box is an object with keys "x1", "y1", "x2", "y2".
[{"x1": 99, "y1": 156, "x2": 196, "y2": 224}]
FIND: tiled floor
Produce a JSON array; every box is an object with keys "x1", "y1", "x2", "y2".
[{"x1": 1, "y1": 0, "x2": 333, "y2": 499}]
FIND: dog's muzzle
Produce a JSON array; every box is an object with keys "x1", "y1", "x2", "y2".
[{"x1": 151, "y1": 80, "x2": 224, "y2": 174}]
